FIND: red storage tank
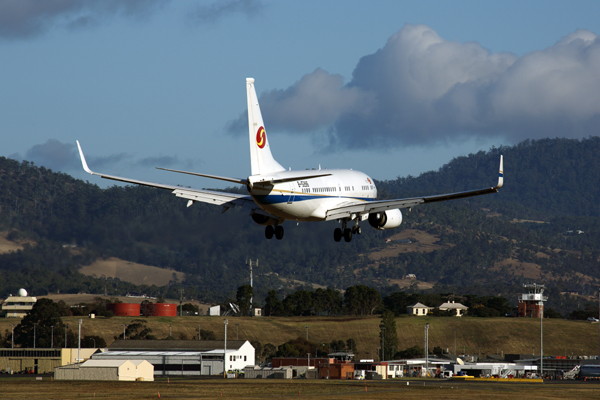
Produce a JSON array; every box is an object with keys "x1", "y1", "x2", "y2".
[
  {"x1": 108, "y1": 303, "x2": 140, "y2": 317},
  {"x1": 142, "y1": 303, "x2": 177, "y2": 317}
]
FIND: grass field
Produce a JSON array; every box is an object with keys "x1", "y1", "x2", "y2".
[
  {"x1": 1, "y1": 377, "x2": 599, "y2": 399},
  {"x1": 78, "y1": 257, "x2": 186, "y2": 287},
  {"x1": 1, "y1": 315, "x2": 598, "y2": 358}
]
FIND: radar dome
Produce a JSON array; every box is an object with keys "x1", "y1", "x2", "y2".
[{"x1": 18, "y1": 288, "x2": 27, "y2": 297}]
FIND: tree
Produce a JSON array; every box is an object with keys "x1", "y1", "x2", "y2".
[
  {"x1": 81, "y1": 335, "x2": 107, "y2": 348},
  {"x1": 116, "y1": 319, "x2": 156, "y2": 340},
  {"x1": 345, "y1": 285, "x2": 381, "y2": 316},
  {"x1": 379, "y1": 310, "x2": 399, "y2": 361},
  {"x1": 200, "y1": 329, "x2": 216, "y2": 340},
  {"x1": 236, "y1": 285, "x2": 254, "y2": 316},
  {"x1": 346, "y1": 338, "x2": 357, "y2": 354},
  {"x1": 14, "y1": 298, "x2": 65, "y2": 348},
  {"x1": 398, "y1": 345, "x2": 423, "y2": 359},
  {"x1": 263, "y1": 290, "x2": 283, "y2": 316}
]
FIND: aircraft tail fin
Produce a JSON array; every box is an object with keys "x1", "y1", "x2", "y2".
[{"x1": 246, "y1": 78, "x2": 285, "y2": 176}]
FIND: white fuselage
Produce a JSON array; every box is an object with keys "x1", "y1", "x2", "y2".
[{"x1": 249, "y1": 169, "x2": 377, "y2": 221}]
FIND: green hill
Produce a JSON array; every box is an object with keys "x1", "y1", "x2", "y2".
[{"x1": 0, "y1": 137, "x2": 598, "y2": 312}]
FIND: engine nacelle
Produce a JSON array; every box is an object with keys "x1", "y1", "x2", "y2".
[
  {"x1": 251, "y1": 213, "x2": 278, "y2": 226},
  {"x1": 368, "y1": 209, "x2": 402, "y2": 230}
]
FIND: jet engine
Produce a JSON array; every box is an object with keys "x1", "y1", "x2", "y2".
[
  {"x1": 368, "y1": 209, "x2": 402, "y2": 230},
  {"x1": 251, "y1": 213, "x2": 278, "y2": 226}
]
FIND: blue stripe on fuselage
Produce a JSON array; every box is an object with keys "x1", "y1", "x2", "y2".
[{"x1": 254, "y1": 193, "x2": 373, "y2": 205}]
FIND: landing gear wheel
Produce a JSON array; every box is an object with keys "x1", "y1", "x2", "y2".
[
  {"x1": 275, "y1": 225, "x2": 284, "y2": 240},
  {"x1": 344, "y1": 228, "x2": 353, "y2": 242},
  {"x1": 334, "y1": 228, "x2": 342, "y2": 242},
  {"x1": 352, "y1": 225, "x2": 362, "y2": 235},
  {"x1": 265, "y1": 225, "x2": 274, "y2": 239}
]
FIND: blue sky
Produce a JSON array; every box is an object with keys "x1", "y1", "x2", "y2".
[{"x1": 1, "y1": 0, "x2": 599, "y2": 189}]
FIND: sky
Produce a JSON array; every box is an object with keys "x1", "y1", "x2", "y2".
[{"x1": 1, "y1": 0, "x2": 599, "y2": 189}]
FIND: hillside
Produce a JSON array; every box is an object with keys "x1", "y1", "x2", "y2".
[
  {"x1": 0, "y1": 315, "x2": 596, "y2": 359},
  {"x1": 0, "y1": 137, "x2": 599, "y2": 310}
]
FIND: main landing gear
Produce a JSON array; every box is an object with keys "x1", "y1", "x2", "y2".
[
  {"x1": 265, "y1": 225, "x2": 284, "y2": 240},
  {"x1": 334, "y1": 221, "x2": 361, "y2": 242}
]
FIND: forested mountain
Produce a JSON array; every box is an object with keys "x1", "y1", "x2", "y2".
[{"x1": 0, "y1": 137, "x2": 599, "y2": 314}]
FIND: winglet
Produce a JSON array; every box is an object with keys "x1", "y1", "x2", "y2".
[
  {"x1": 76, "y1": 140, "x2": 94, "y2": 175},
  {"x1": 496, "y1": 155, "x2": 504, "y2": 189}
]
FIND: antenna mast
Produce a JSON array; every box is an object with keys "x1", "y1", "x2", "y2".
[{"x1": 246, "y1": 259, "x2": 258, "y2": 316}]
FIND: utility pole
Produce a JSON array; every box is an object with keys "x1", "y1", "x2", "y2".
[
  {"x1": 122, "y1": 324, "x2": 128, "y2": 340},
  {"x1": 305, "y1": 325, "x2": 309, "y2": 341},
  {"x1": 65, "y1": 325, "x2": 68, "y2": 348},
  {"x1": 425, "y1": 323, "x2": 429, "y2": 378},
  {"x1": 381, "y1": 327, "x2": 386, "y2": 361},
  {"x1": 453, "y1": 328, "x2": 457, "y2": 355},
  {"x1": 33, "y1": 323, "x2": 37, "y2": 349},
  {"x1": 198, "y1": 325, "x2": 201, "y2": 341},
  {"x1": 179, "y1": 288, "x2": 184, "y2": 317},
  {"x1": 10, "y1": 325, "x2": 14, "y2": 349},
  {"x1": 78, "y1": 319, "x2": 82, "y2": 363},
  {"x1": 224, "y1": 319, "x2": 228, "y2": 377},
  {"x1": 51, "y1": 326, "x2": 54, "y2": 349}
]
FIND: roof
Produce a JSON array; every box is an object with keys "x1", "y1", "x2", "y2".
[
  {"x1": 438, "y1": 302, "x2": 468, "y2": 309},
  {"x1": 81, "y1": 359, "x2": 131, "y2": 368},
  {"x1": 109, "y1": 340, "x2": 248, "y2": 352},
  {"x1": 408, "y1": 302, "x2": 432, "y2": 309}
]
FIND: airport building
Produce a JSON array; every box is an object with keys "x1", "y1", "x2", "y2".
[
  {"x1": 0, "y1": 348, "x2": 98, "y2": 374},
  {"x1": 55, "y1": 359, "x2": 154, "y2": 381},
  {"x1": 1, "y1": 289, "x2": 37, "y2": 318},
  {"x1": 91, "y1": 340, "x2": 255, "y2": 376}
]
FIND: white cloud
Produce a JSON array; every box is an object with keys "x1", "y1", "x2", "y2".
[{"x1": 233, "y1": 24, "x2": 600, "y2": 150}]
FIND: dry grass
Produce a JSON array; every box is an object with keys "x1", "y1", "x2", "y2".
[
  {"x1": 1, "y1": 316, "x2": 598, "y2": 359},
  {"x1": 78, "y1": 257, "x2": 185, "y2": 287},
  {"x1": 0, "y1": 377, "x2": 599, "y2": 400},
  {"x1": 0, "y1": 231, "x2": 32, "y2": 254},
  {"x1": 368, "y1": 229, "x2": 450, "y2": 261}
]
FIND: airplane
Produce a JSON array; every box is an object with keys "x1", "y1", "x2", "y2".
[{"x1": 77, "y1": 78, "x2": 503, "y2": 242}]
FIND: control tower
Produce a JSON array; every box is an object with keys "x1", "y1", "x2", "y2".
[{"x1": 518, "y1": 283, "x2": 548, "y2": 317}]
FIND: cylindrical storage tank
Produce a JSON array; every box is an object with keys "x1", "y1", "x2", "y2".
[
  {"x1": 142, "y1": 303, "x2": 177, "y2": 317},
  {"x1": 108, "y1": 303, "x2": 140, "y2": 317}
]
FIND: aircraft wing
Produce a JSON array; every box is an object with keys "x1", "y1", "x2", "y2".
[
  {"x1": 326, "y1": 155, "x2": 504, "y2": 221},
  {"x1": 76, "y1": 141, "x2": 269, "y2": 215}
]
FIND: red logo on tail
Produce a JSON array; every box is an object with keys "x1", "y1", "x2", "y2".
[{"x1": 256, "y1": 126, "x2": 266, "y2": 149}]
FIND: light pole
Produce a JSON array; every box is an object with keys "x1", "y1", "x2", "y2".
[
  {"x1": 33, "y1": 323, "x2": 37, "y2": 349},
  {"x1": 51, "y1": 326, "x2": 54, "y2": 349},
  {"x1": 198, "y1": 325, "x2": 201, "y2": 341},
  {"x1": 91, "y1": 338, "x2": 96, "y2": 348},
  {"x1": 65, "y1": 325, "x2": 68, "y2": 348},
  {"x1": 425, "y1": 323, "x2": 429, "y2": 378},
  {"x1": 307, "y1": 352, "x2": 311, "y2": 368},
  {"x1": 10, "y1": 324, "x2": 14, "y2": 349},
  {"x1": 305, "y1": 326, "x2": 309, "y2": 340},
  {"x1": 224, "y1": 319, "x2": 228, "y2": 376},
  {"x1": 235, "y1": 323, "x2": 240, "y2": 340},
  {"x1": 122, "y1": 324, "x2": 128, "y2": 340},
  {"x1": 78, "y1": 318, "x2": 82, "y2": 363},
  {"x1": 169, "y1": 325, "x2": 172, "y2": 338}
]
